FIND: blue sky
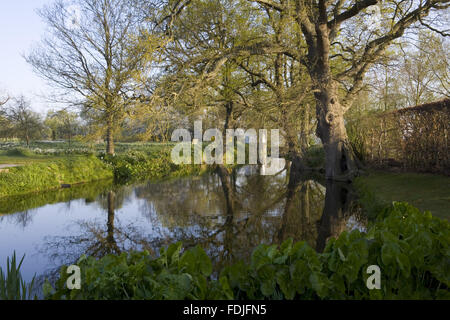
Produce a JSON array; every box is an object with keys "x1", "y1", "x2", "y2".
[{"x1": 0, "y1": 0, "x2": 54, "y2": 113}]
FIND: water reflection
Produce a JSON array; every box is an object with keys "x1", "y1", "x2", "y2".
[
  {"x1": 0, "y1": 163, "x2": 366, "y2": 282},
  {"x1": 0, "y1": 179, "x2": 114, "y2": 216}
]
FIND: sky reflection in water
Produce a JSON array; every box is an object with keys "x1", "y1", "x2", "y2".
[{"x1": 0, "y1": 165, "x2": 366, "y2": 282}]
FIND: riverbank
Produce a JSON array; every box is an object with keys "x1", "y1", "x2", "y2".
[
  {"x1": 0, "y1": 155, "x2": 113, "y2": 198},
  {"x1": 354, "y1": 170, "x2": 450, "y2": 220},
  {"x1": 100, "y1": 149, "x2": 209, "y2": 183},
  {"x1": 0, "y1": 179, "x2": 113, "y2": 215},
  {"x1": 1, "y1": 154, "x2": 448, "y2": 300},
  {"x1": 0, "y1": 144, "x2": 208, "y2": 198},
  {"x1": 41, "y1": 202, "x2": 449, "y2": 300}
]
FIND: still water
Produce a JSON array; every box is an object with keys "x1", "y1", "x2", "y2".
[{"x1": 0, "y1": 165, "x2": 366, "y2": 284}]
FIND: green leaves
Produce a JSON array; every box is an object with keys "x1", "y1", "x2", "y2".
[
  {"x1": 257, "y1": 264, "x2": 277, "y2": 297},
  {"x1": 180, "y1": 245, "x2": 213, "y2": 278},
  {"x1": 0, "y1": 252, "x2": 36, "y2": 300},
  {"x1": 309, "y1": 272, "x2": 332, "y2": 299},
  {"x1": 44, "y1": 245, "x2": 218, "y2": 300},
  {"x1": 103, "y1": 148, "x2": 203, "y2": 183},
  {"x1": 276, "y1": 267, "x2": 295, "y2": 299},
  {"x1": 225, "y1": 203, "x2": 449, "y2": 300}
]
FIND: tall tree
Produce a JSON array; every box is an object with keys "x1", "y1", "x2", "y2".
[
  {"x1": 398, "y1": 31, "x2": 450, "y2": 105},
  {"x1": 234, "y1": 6, "x2": 315, "y2": 159},
  {"x1": 26, "y1": 0, "x2": 154, "y2": 154},
  {"x1": 158, "y1": 0, "x2": 312, "y2": 156},
  {"x1": 245, "y1": 0, "x2": 449, "y2": 180},
  {"x1": 45, "y1": 109, "x2": 81, "y2": 145},
  {"x1": 5, "y1": 96, "x2": 44, "y2": 146},
  {"x1": 184, "y1": 0, "x2": 449, "y2": 180}
]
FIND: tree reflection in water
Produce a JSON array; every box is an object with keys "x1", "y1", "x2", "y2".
[{"x1": 38, "y1": 162, "x2": 367, "y2": 279}]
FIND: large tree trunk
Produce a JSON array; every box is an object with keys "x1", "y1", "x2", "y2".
[
  {"x1": 304, "y1": 13, "x2": 361, "y2": 182},
  {"x1": 314, "y1": 83, "x2": 359, "y2": 181}
]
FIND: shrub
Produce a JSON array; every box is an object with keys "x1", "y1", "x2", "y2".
[
  {"x1": 5, "y1": 147, "x2": 35, "y2": 157},
  {"x1": 100, "y1": 148, "x2": 204, "y2": 183},
  {"x1": 347, "y1": 122, "x2": 367, "y2": 164},
  {"x1": 0, "y1": 179, "x2": 113, "y2": 215},
  {"x1": 346, "y1": 99, "x2": 450, "y2": 174},
  {"x1": 353, "y1": 176, "x2": 387, "y2": 219}
]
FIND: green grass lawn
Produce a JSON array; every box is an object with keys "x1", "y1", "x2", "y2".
[
  {"x1": 0, "y1": 154, "x2": 113, "y2": 198},
  {"x1": 0, "y1": 141, "x2": 175, "y2": 161},
  {"x1": 356, "y1": 170, "x2": 450, "y2": 220},
  {"x1": 0, "y1": 147, "x2": 71, "y2": 165},
  {"x1": 0, "y1": 142, "x2": 175, "y2": 168},
  {"x1": 0, "y1": 150, "x2": 88, "y2": 166},
  {"x1": 0, "y1": 154, "x2": 74, "y2": 165},
  {"x1": 0, "y1": 142, "x2": 184, "y2": 197}
]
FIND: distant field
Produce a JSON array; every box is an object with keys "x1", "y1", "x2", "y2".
[
  {"x1": 0, "y1": 153, "x2": 74, "y2": 165},
  {"x1": 356, "y1": 170, "x2": 450, "y2": 220},
  {"x1": 0, "y1": 140, "x2": 195, "y2": 198},
  {"x1": 0, "y1": 141, "x2": 176, "y2": 165}
]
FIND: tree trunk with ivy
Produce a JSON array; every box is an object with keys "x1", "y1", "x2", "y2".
[{"x1": 314, "y1": 82, "x2": 359, "y2": 181}]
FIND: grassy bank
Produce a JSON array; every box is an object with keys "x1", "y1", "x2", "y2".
[
  {"x1": 0, "y1": 148, "x2": 75, "y2": 165},
  {"x1": 355, "y1": 171, "x2": 450, "y2": 220},
  {"x1": 0, "y1": 179, "x2": 113, "y2": 215},
  {"x1": 0, "y1": 141, "x2": 174, "y2": 158},
  {"x1": 0, "y1": 155, "x2": 113, "y2": 198},
  {"x1": 0, "y1": 143, "x2": 207, "y2": 198}
]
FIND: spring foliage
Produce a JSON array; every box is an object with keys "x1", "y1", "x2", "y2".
[{"x1": 101, "y1": 149, "x2": 207, "y2": 183}]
